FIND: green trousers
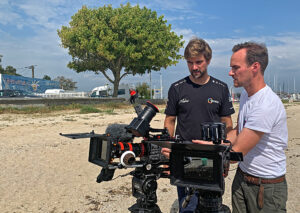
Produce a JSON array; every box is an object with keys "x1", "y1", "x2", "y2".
[{"x1": 232, "y1": 169, "x2": 287, "y2": 213}]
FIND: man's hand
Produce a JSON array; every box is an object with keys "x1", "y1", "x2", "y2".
[
  {"x1": 161, "y1": 147, "x2": 171, "y2": 159},
  {"x1": 192, "y1": 140, "x2": 214, "y2": 145},
  {"x1": 161, "y1": 147, "x2": 171, "y2": 175}
]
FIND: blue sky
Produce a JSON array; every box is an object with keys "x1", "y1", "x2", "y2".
[{"x1": 0, "y1": 0, "x2": 299, "y2": 97}]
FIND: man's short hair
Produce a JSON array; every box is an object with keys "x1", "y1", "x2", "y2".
[
  {"x1": 184, "y1": 37, "x2": 212, "y2": 61},
  {"x1": 232, "y1": 41, "x2": 268, "y2": 74}
]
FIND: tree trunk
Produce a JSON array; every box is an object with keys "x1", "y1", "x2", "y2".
[
  {"x1": 112, "y1": 66, "x2": 121, "y2": 97},
  {"x1": 110, "y1": 60, "x2": 123, "y2": 97},
  {"x1": 113, "y1": 78, "x2": 120, "y2": 97}
]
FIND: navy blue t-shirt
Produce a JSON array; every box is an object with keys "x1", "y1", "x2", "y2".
[{"x1": 165, "y1": 76, "x2": 235, "y2": 141}]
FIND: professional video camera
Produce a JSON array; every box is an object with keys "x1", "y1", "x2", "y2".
[
  {"x1": 61, "y1": 102, "x2": 172, "y2": 212},
  {"x1": 60, "y1": 101, "x2": 243, "y2": 213}
]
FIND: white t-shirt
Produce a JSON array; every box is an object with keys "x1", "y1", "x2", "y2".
[{"x1": 238, "y1": 85, "x2": 288, "y2": 178}]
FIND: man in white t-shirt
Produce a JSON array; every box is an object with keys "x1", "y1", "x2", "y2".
[{"x1": 227, "y1": 42, "x2": 288, "y2": 212}]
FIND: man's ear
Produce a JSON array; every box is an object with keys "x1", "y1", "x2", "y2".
[
  {"x1": 252, "y1": 62, "x2": 261, "y2": 74},
  {"x1": 206, "y1": 59, "x2": 211, "y2": 65}
]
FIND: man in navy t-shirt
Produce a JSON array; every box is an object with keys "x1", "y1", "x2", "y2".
[{"x1": 162, "y1": 37, "x2": 235, "y2": 212}]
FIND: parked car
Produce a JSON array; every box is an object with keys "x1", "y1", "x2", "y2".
[
  {"x1": 0, "y1": 89, "x2": 38, "y2": 98},
  {"x1": 90, "y1": 84, "x2": 131, "y2": 99},
  {"x1": 44, "y1": 89, "x2": 65, "y2": 94}
]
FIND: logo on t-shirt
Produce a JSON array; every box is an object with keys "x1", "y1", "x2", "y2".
[
  {"x1": 174, "y1": 79, "x2": 186, "y2": 87},
  {"x1": 179, "y1": 98, "x2": 189, "y2": 104},
  {"x1": 208, "y1": 98, "x2": 219, "y2": 104},
  {"x1": 212, "y1": 79, "x2": 226, "y2": 87}
]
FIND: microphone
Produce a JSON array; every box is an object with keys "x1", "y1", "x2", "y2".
[{"x1": 105, "y1": 123, "x2": 133, "y2": 142}]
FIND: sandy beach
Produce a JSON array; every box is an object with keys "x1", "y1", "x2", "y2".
[{"x1": 0, "y1": 102, "x2": 299, "y2": 213}]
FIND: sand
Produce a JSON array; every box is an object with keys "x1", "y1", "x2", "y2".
[{"x1": 0, "y1": 103, "x2": 299, "y2": 213}]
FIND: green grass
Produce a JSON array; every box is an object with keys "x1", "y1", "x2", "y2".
[
  {"x1": 102, "y1": 108, "x2": 116, "y2": 114},
  {"x1": 102, "y1": 102, "x2": 125, "y2": 109},
  {"x1": 281, "y1": 99, "x2": 289, "y2": 104},
  {"x1": 0, "y1": 102, "x2": 168, "y2": 115},
  {"x1": 0, "y1": 102, "x2": 127, "y2": 114},
  {"x1": 79, "y1": 105, "x2": 101, "y2": 114}
]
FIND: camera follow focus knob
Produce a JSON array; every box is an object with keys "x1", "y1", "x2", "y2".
[{"x1": 120, "y1": 151, "x2": 136, "y2": 167}]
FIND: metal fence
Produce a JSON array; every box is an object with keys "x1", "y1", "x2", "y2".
[{"x1": 35, "y1": 92, "x2": 89, "y2": 98}]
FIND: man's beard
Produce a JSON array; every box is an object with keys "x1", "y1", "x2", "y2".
[
  {"x1": 233, "y1": 78, "x2": 245, "y2": 88},
  {"x1": 233, "y1": 80, "x2": 241, "y2": 88},
  {"x1": 191, "y1": 69, "x2": 206, "y2": 79}
]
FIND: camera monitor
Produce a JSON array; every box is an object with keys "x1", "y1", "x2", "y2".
[{"x1": 169, "y1": 142, "x2": 230, "y2": 193}]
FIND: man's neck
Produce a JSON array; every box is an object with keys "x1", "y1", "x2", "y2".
[
  {"x1": 245, "y1": 80, "x2": 266, "y2": 97},
  {"x1": 189, "y1": 74, "x2": 210, "y2": 85}
]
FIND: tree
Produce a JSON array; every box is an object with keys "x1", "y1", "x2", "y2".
[
  {"x1": 58, "y1": 3, "x2": 183, "y2": 97},
  {"x1": 43, "y1": 75, "x2": 52, "y2": 80},
  {"x1": 0, "y1": 55, "x2": 20, "y2": 76},
  {"x1": 54, "y1": 76, "x2": 77, "y2": 91},
  {"x1": 136, "y1": 82, "x2": 151, "y2": 99},
  {"x1": 0, "y1": 65, "x2": 19, "y2": 76},
  {"x1": 4, "y1": 66, "x2": 19, "y2": 76},
  {"x1": 0, "y1": 55, "x2": 5, "y2": 74}
]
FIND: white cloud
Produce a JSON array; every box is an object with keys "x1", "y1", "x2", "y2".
[
  {"x1": 0, "y1": 1, "x2": 22, "y2": 25},
  {"x1": 267, "y1": 35, "x2": 300, "y2": 70},
  {"x1": 148, "y1": 0, "x2": 192, "y2": 11},
  {"x1": 252, "y1": 25, "x2": 265, "y2": 30},
  {"x1": 165, "y1": 15, "x2": 187, "y2": 21},
  {"x1": 233, "y1": 29, "x2": 244, "y2": 34},
  {"x1": 173, "y1": 28, "x2": 195, "y2": 42}
]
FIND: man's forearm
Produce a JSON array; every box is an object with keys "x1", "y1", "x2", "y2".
[
  {"x1": 164, "y1": 122, "x2": 175, "y2": 137},
  {"x1": 221, "y1": 116, "x2": 233, "y2": 134},
  {"x1": 164, "y1": 116, "x2": 176, "y2": 137},
  {"x1": 226, "y1": 127, "x2": 238, "y2": 145}
]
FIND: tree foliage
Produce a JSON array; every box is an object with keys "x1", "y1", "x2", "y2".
[
  {"x1": 3, "y1": 66, "x2": 19, "y2": 76},
  {"x1": 0, "y1": 55, "x2": 20, "y2": 76},
  {"x1": 54, "y1": 76, "x2": 77, "y2": 91},
  {"x1": 136, "y1": 82, "x2": 151, "y2": 99},
  {"x1": 58, "y1": 3, "x2": 183, "y2": 96},
  {"x1": 43, "y1": 75, "x2": 52, "y2": 80}
]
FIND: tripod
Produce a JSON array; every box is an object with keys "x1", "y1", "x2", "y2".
[
  {"x1": 128, "y1": 167, "x2": 162, "y2": 213},
  {"x1": 196, "y1": 190, "x2": 230, "y2": 213},
  {"x1": 181, "y1": 188, "x2": 230, "y2": 213}
]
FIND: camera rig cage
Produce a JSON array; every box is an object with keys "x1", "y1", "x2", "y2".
[{"x1": 60, "y1": 102, "x2": 243, "y2": 213}]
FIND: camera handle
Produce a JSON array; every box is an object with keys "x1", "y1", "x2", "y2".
[{"x1": 96, "y1": 168, "x2": 115, "y2": 183}]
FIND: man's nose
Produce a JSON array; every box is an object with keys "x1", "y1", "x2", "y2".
[
  {"x1": 192, "y1": 63, "x2": 198, "y2": 70},
  {"x1": 229, "y1": 69, "x2": 234, "y2": 76}
]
